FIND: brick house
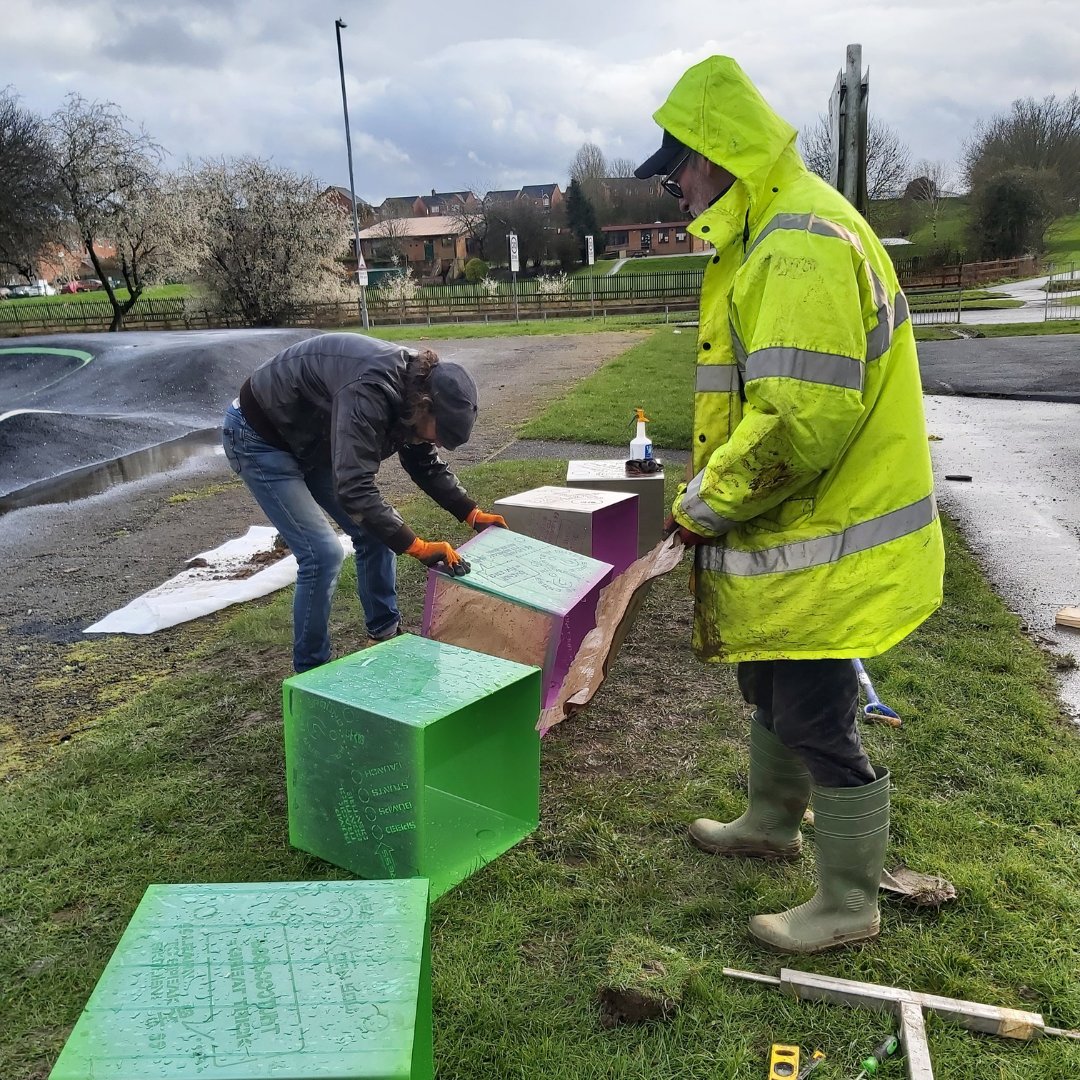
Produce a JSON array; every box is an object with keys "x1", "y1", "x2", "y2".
[
  {"x1": 357, "y1": 214, "x2": 477, "y2": 281},
  {"x1": 323, "y1": 186, "x2": 374, "y2": 222},
  {"x1": 601, "y1": 221, "x2": 710, "y2": 257},
  {"x1": 520, "y1": 184, "x2": 562, "y2": 212}
]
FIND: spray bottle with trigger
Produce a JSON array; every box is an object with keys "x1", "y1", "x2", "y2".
[{"x1": 626, "y1": 408, "x2": 662, "y2": 475}]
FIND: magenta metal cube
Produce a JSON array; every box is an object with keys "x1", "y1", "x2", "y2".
[
  {"x1": 422, "y1": 527, "x2": 613, "y2": 710},
  {"x1": 492, "y1": 485, "x2": 639, "y2": 578}
]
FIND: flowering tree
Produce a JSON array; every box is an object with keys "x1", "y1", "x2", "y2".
[
  {"x1": 535, "y1": 272, "x2": 570, "y2": 296},
  {"x1": 171, "y1": 157, "x2": 352, "y2": 325},
  {"x1": 49, "y1": 94, "x2": 170, "y2": 330}
]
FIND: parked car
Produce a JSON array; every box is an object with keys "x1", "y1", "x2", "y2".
[
  {"x1": 7, "y1": 284, "x2": 33, "y2": 298},
  {"x1": 61, "y1": 278, "x2": 102, "y2": 294}
]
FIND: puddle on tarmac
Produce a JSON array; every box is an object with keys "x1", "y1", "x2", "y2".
[{"x1": 0, "y1": 428, "x2": 223, "y2": 515}]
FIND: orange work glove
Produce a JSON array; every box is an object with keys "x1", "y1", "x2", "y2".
[
  {"x1": 405, "y1": 538, "x2": 471, "y2": 576},
  {"x1": 664, "y1": 514, "x2": 709, "y2": 547},
  {"x1": 466, "y1": 507, "x2": 508, "y2": 531}
]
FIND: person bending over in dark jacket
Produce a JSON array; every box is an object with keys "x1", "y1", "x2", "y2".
[{"x1": 222, "y1": 332, "x2": 506, "y2": 672}]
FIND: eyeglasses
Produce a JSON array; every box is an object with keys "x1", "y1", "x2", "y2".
[{"x1": 660, "y1": 150, "x2": 692, "y2": 199}]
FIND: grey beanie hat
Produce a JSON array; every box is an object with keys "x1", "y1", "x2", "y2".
[{"x1": 429, "y1": 361, "x2": 478, "y2": 450}]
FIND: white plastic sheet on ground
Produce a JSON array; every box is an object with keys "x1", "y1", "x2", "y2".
[{"x1": 84, "y1": 525, "x2": 352, "y2": 635}]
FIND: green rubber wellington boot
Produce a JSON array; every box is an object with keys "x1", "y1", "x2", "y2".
[
  {"x1": 749, "y1": 767, "x2": 890, "y2": 953},
  {"x1": 688, "y1": 721, "x2": 812, "y2": 861}
]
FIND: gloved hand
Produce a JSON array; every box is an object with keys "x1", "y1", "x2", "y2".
[
  {"x1": 405, "y1": 538, "x2": 471, "y2": 575},
  {"x1": 664, "y1": 514, "x2": 709, "y2": 547},
  {"x1": 466, "y1": 507, "x2": 508, "y2": 531}
]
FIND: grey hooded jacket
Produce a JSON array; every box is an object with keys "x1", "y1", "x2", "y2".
[{"x1": 244, "y1": 333, "x2": 475, "y2": 553}]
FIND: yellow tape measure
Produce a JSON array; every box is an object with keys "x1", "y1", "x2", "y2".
[{"x1": 768, "y1": 1043, "x2": 800, "y2": 1078}]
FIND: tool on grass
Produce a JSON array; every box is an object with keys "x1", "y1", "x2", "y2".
[
  {"x1": 724, "y1": 965, "x2": 1080, "y2": 1080},
  {"x1": 853, "y1": 658, "x2": 901, "y2": 725},
  {"x1": 626, "y1": 408, "x2": 662, "y2": 475},
  {"x1": 767, "y1": 1042, "x2": 800, "y2": 1077},
  {"x1": 852, "y1": 1034, "x2": 901, "y2": 1079},
  {"x1": 796, "y1": 1049, "x2": 826, "y2": 1079}
]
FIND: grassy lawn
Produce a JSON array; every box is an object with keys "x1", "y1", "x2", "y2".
[
  {"x1": 520, "y1": 327, "x2": 695, "y2": 449},
  {"x1": 574, "y1": 259, "x2": 620, "y2": 278},
  {"x1": 0, "y1": 284, "x2": 191, "y2": 306},
  {"x1": 2, "y1": 456, "x2": 1079, "y2": 1078},
  {"x1": 345, "y1": 313, "x2": 684, "y2": 341},
  {"x1": 617, "y1": 255, "x2": 711, "y2": 274},
  {"x1": 1045, "y1": 211, "x2": 1080, "y2": 265}
]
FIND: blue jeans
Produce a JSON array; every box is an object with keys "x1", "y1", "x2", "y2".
[{"x1": 221, "y1": 403, "x2": 400, "y2": 672}]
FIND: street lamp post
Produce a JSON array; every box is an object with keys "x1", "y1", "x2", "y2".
[{"x1": 335, "y1": 18, "x2": 370, "y2": 329}]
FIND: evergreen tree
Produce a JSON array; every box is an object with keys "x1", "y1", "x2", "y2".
[{"x1": 564, "y1": 179, "x2": 600, "y2": 263}]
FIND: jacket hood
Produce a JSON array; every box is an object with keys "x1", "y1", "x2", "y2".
[{"x1": 653, "y1": 56, "x2": 798, "y2": 189}]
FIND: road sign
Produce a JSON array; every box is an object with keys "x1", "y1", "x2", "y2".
[
  {"x1": 508, "y1": 232, "x2": 520, "y2": 273},
  {"x1": 586, "y1": 234, "x2": 595, "y2": 265}
]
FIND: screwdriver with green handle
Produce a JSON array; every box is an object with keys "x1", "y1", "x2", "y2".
[{"x1": 852, "y1": 1034, "x2": 900, "y2": 1079}]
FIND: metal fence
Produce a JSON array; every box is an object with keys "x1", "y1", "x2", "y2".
[
  {"x1": 1044, "y1": 264, "x2": 1080, "y2": 321},
  {"x1": 899, "y1": 266, "x2": 964, "y2": 325}
]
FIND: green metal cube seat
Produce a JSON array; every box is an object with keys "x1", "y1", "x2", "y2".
[
  {"x1": 50, "y1": 879, "x2": 432, "y2": 1079},
  {"x1": 284, "y1": 634, "x2": 541, "y2": 899}
]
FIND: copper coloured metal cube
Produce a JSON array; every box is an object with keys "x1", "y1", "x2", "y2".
[
  {"x1": 421, "y1": 526, "x2": 613, "y2": 710},
  {"x1": 493, "y1": 485, "x2": 639, "y2": 577},
  {"x1": 565, "y1": 459, "x2": 666, "y2": 556}
]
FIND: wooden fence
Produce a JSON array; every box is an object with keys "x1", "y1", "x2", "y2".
[{"x1": 2, "y1": 258, "x2": 1024, "y2": 336}]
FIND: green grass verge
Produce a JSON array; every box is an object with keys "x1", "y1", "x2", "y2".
[
  {"x1": 617, "y1": 255, "x2": 711, "y2": 274},
  {"x1": 1, "y1": 460, "x2": 1078, "y2": 1078},
  {"x1": 520, "y1": 327, "x2": 694, "y2": 449},
  {"x1": 1045, "y1": 211, "x2": 1080, "y2": 263},
  {"x1": 341, "y1": 314, "x2": 681, "y2": 341},
  {"x1": 965, "y1": 319, "x2": 1080, "y2": 337},
  {"x1": 0, "y1": 283, "x2": 192, "y2": 306}
]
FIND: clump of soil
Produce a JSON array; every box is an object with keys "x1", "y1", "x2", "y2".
[
  {"x1": 598, "y1": 935, "x2": 703, "y2": 1028},
  {"x1": 188, "y1": 533, "x2": 291, "y2": 580}
]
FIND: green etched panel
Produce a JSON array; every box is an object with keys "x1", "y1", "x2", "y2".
[
  {"x1": 451, "y1": 525, "x2": 612, "y2": 614},
  {"x1": 49, "y1": 880, "x2": 432, "y2": 1080},
  {"x1": 285, "y1": 635, "x2": 541, "y2": 898}
]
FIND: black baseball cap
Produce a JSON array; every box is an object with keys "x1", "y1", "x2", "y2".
[
  {"x1": 635, "y1": 129, "x2": 688, "y2": 179},
  {"x1": 429, "y1": 362, "x2": 478, "y2": 449}
]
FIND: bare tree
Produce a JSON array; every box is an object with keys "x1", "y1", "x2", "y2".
[
  {"x1": 0, "y1": 89, "x2": 64, "y2": 282},
  {"x1": 363, "y1": 210, "x2": 413, "y2": 267},
  {"x1": 908, "y1": 159, "x2": 955, "y2": 240},
  {"x1": 488, "y1": 198, "x2": 547, "y2": 268},
  {"x1": 172, "y1": 157, "x2": 352, "y2": 325},
  {"x1": 607, "y1": 156, "x2": 638, "y2": 178},
  {"x1": 447, "y1": 187, "x2": 493, "y2": 260},
  {"x1": 800, "y1": 114, "x2": 913, "y2": 203},
  {"x1": 569, "y1": 142, "x2": 607, "y2": 184},
  {"x1": 49, "y1": 94, "x2": 167, "y2": 329},
  {"x1": 964, "y1": 92, "x2": 1080, "y2": 209}
]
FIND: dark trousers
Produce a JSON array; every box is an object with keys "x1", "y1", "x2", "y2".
[{"x1": 737, "y1": 659, "x2": 876, "y2": 788}]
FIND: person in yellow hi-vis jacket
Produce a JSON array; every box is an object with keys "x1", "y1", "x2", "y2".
[{"x1": 635, "y1": 57, "x2": 944, "y2": 953}]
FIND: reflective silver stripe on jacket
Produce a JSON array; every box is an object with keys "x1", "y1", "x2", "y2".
[
  {"x1": 696, "y1": 365, "x2": 741, "y2": 392},
  {"x1": 744, "y1": 212, "x2": 905, "y2": 363},
  {"x1": 699, "y1": 494, "x2": 937, "y2": 576},
  {"x1": 744, "y1": 347, "x2": 863, "y2": 391},
  {"x1": 680, "y1": 469, "x2": 737, "y2": 535},
  {"x1": 894, "y1": 291, "x2": 910, "y2": 327}
]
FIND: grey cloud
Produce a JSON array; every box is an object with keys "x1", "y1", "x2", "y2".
[{"x1": 102, "y1": 15, "x2": 227, "y2": 69}]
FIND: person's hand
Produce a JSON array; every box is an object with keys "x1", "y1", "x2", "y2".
[
  {"x1": 405, "y1": 538, "x2": 471, "y2": 575},
  {"x1": 466, "y1": 507, "x2": 508, "y2": 532},
  {"x1": 664, "y1": 514, "x2": 709, "y2": 547}
]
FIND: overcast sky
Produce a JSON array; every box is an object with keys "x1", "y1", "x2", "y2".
[{"x1": 5, "y1": 0, "x2": 1076, "y2": 202}]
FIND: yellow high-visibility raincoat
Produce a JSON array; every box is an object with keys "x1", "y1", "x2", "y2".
[{"x1": 665, "y1": 57, "x2": 944, "y2": 662}]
